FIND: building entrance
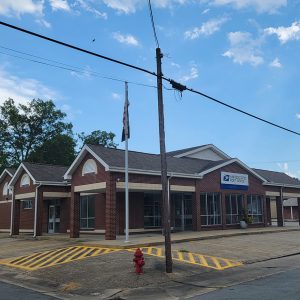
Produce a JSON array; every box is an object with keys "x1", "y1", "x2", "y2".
[
  {"x1": 48, "y1": 204, "x2": 60, "y2": 233},
  {"x1": 173, "y1": 193, "x2": 193, "y2": 231}
]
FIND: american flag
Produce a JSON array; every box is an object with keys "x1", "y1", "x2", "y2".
[{"x1": 121, "y1": 98, "x2": 130, "y2": 142}]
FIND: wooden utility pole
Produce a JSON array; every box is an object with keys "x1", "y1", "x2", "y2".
[{"x1": 156, "y1": 47, "x2": 173, "y2": 273}]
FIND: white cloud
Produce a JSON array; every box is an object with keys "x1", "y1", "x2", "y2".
[
  {"x1": 223, "y1": 31, "x2": 264, "y2": 66},
  {"x1": 0, "y1": 69, "x2": 59, "y2": 105},
  {"x1": 264, "y1": 21, "x2": 300, "y2": 44},
  {"x1": 113, "y1": 32, "x2": 139, "y2": 46},
  {"x1": 60, "y1": 104, "x2": 82, "y2": 120},
  {"x1": 296, "y1": 113, "x2": 300, "y2": 119},
  {"x1": 35, "y1": 18, "x2": 52, "y2": 28},
  {"x1": 0, "y1": 0, "x2": 44, "y2": 17},
  {"x1": 112, "y1": 92, "x2": 121, "y2": 100},
  {"x1": 269, "y1": 57, "x2": 282, "y2": 68},
  {"x1": 185, "y1": 17, "x2": 228, "y2": 39},
  {"x1": 102, "y1": 0, "x2": 186, "y2": 14},
  {"x1": 49, "y1": 0, "x2": 70, "y2": 11},
  {"x1": 180, "y1": 66, "x2": 198, "y2": 82},
  {"x1": 70, "y1": 66, "x2": 92, "y2": 79},
  {"x1": 73, "y1": 0, "x2": 107, "y2": 19},
  {"x1": 202, "y1": 8, "x2": 210, "y2": 14},
  {"x1": 209, "y1": 0, "x2": 287, "y2": 13},
  {"x1": 171, "y1": 62, "x2": 180, "y2": 68},
  {"x1": 277, "y1": 162, "x2": 298, "y2": 178}
]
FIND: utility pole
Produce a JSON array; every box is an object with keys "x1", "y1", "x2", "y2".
[{"x1": 156, "y1": 47, "x2": 173, "y2": 273}]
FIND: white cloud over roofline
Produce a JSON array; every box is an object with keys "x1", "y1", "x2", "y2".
[
  {"x1": 264, "y1": 21, "x2": 300, "y2": 44},
  {"x1": 0, "y1": 0, "x2": 44, "y2": 17},
  {"x1": 113, "y1": 32, "x2": 139, "y2": 46}
]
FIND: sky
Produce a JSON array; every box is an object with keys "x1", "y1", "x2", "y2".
[{"x1": 1, "y1": 0, "x2": 300, "y2": 177}]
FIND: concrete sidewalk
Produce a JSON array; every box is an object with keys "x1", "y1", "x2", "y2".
[{"x1": 4, "y1": 226, "x2": 299, "y2": 249}]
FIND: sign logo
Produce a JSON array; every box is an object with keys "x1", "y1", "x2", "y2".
[{"x1": 221, "y1": 172, "x2": 248, "y2": 190}]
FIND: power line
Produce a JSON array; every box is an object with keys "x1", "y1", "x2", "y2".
[
  {"x1": 0, "y1": 21, "x2": 156, "y2": 77},
  {"x1": 0, "y1": 47, "x2": 156, "y2": 89},
  {"x1": 148, "y1": 0, "x2": 160, "y2": 48},
  {"x1": 1, "y1": 21, "x2": 300, "y2": 137}
]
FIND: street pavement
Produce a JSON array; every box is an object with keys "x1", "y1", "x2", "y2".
[
  {"x1": 0, "y1": 281, "x2": 58, "y2": 300},
  {"x1": 189, "y1": 265, "x2": 300, "y2": 300},
  {"x1": 0, "y1": 229, "x2": 300, "y2": 299}
]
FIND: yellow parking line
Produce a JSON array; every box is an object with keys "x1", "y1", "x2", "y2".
[
  {"x1": 210, "y1": 256, "x2": 223, "y2": 270},
  {"x1": 188, "y1": 252, "x2": 196, "y2": 264}
]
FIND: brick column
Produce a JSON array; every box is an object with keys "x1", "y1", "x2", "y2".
[
  {"x1": 276, "y1": 196, "x2": 284, "y2": 227},
  {"x1": 297, "y1": 198, "x2": 300, "y2": 226},
  {"x1": 105, "y1": 173, "x2": 116, "y2": 240},
  {"x1": 35, "y1": 187, "x2": 44, "y2": 236},
  {"x1": 70, "y1": 189, "x2": 80, "y2": 238},
  {"x1": 195, "y1": 180, "x2": 201, "y2": 231},
  {"x1": 11, "y1": 197, "x2": 20, "y2": 235}
]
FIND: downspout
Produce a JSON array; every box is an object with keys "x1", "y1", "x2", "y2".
[
  {"x1": 9, "y1": 186, "x2": 14, "y2": 236},
  {"x1": 167, "y1": 173, "x2": 173, "y2": 234},
  {"x1": 33, "y1": 183, "x2": 42, "y2": 238}
]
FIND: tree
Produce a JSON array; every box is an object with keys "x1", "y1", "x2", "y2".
[
  {"x1": 0, "y1": 98, "x2": 74, "y2": 167},
  {"x1": 78, "y1": 130, "x2": 118, "y2": 148},
  {"x1": 28, "y1": 134, "x2": 77, "y2": 166}
]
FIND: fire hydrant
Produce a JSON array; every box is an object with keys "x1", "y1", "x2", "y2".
[{"x1": 133, "y1": 248, "x2": 145, "y2": 274}]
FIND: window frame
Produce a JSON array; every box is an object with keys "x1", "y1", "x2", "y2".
[
  {"x1": 200, "y1": 192, "x2": 222, "y2": 226},
  {"x1": 82, "y1": 159, "x2": 98, "y2": 176},
  {"x1": 225, "y1": 194, "x2": 244, "y2": 225},
  {"x1": 80, "y1": 195, "x2": 95, "y2": 230},
  {"x1": 20, "y1": 174, "x2": 30, "y2": 187},
  {"x1": 144, "y1": 193, "x2": 162, "y2": 228},
  {"x1": 247, "y1": 195, "x2": 263, "y2": 224},
  {"x1": 22, "y1": 200, "x2": 33, "y2": 210}
]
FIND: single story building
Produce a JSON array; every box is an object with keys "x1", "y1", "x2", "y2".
[{"x1": 2, "y1": 144, "x2": 300, "y2": 239}]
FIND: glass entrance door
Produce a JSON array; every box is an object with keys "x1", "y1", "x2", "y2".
[
  {"x1": 48, "y1": 205, "x2": 60, "y2": 233},
  {"x1": 173, "y1": 193, "x2": 193, "y2": 231}
]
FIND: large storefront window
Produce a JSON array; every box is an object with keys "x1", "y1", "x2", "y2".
[
  {"x1": 80, "y1": 195, "x2": 95, "y2": 229},
  {"x1": 144, "y1": 193, "x2": 161, "y2": 228},
  {"x1": 226, "y1": 194, "x2": 243, "y2": 224},
  {"x1": 247, "y1": 195, "x2": 263, "y2": 223},
  {"x1": 200, "y1": 193, "x2": 221, "y2": 226}
]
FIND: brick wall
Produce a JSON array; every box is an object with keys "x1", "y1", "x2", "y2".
[{"x1": 0, "y1": 173, "x2": 12, "y2": 230}]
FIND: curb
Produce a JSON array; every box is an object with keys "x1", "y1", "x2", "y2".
[{"x1": 80, "y1": 228, "x2": 300, "y2": 249}]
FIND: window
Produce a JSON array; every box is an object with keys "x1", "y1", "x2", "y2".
[
  {"x1": 144, "y1": 193, "x2": 161, "y2": 228},
  {"x1": 82, "y1": 159, "x2": 97, "y2": 175},
  {"x1": 3, "y1": 182, "x2": 10, "y2": 196},
  {"x1": 22, "y1": 200, "x2": 33, "y2": 209},
  {"x1": 20, "y1": 174, "x2": 30, "y2": 187},
  {"x1": 247, "y1": 195, "x2": 263, "y2": 223},
  {"x1": 225, "y1": 194, "x2": 243, "y2": 224},
  {"x1": 200, "y1": 193, "x2": 221, "y2": 226},
  {"x1": 80, "y1": 195, "x2": 95, "y2": 229}
]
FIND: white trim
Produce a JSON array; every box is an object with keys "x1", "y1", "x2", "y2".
[
  {"x1": 116, "y1": 182, "x2": 196, "y2": 192},
  {"x1": 64, "y1": 145, "x2": 109, "y2": 180},
  {"x1": 0, "y1": 200, "x2": 12, "y2": 204},
  {"x1": 20, "y1": 174, "x2": 30, "y2": 187},
  {"x1": 74, "y1": 182, "x2": 106, "y2": 192},
  {"x1": 43, "y1": 192, "x2": 71, "y2": 198},
  {"x1": 82, "y1": 159, "x2": 98, "y2": 176},
  {"x1": 37, "y1": 181, "x2": 69, "y2": 186},
  {"x1": 170, "y1": 185, "x2": 195, "y2": 192},
  {"x1": 110, "y1": 167, "x2": 202, "y2": 179},
  {"x1": 266, "y1": 191, "x2": 280, "y2": 197},
  {"x1": 0, "y1": 169, "x2": 13, "y2": 183},
  {"x1": 263, "y1": 182, "x2": 300, "y2": 189},
  {"x1": 198, "y1": 158, "x2": 267, "y2": 182},
  {"x1": 34, "y1": 184, "x2": 41, "y2": 237},
  {"x1": 15, "y1": 192, "x2": 35, "y2": 200},
  {"x1": 0, "y1": 229, "x2": 10, "y2": 233},
  {"x1": 174, "y1": 144, "x2": 231, "y2": 159},
  {"x1": 9, "y1": 163, "x2": 36, "y2": 186}
]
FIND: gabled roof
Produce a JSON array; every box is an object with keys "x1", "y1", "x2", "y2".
[
  {"x1": 253, "y1": 168, "x2": 300, "y2": 187},
  {"x1": 0, "y1": 168, "x2": 16, "y2": 184},
  {"x1": 167, "y1": 144, "x2": 231, "y2": 160},
  {"x1": 10, "y1": 162, "x2": 69, "y2": 186}
]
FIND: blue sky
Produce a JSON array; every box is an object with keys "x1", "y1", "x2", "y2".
[{"x1": 1, "y1": 0, "x2": 300, "y2": 177}]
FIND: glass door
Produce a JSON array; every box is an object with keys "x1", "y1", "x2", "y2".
[
  {"x1": 173, "y1": 193, "x2": 193, "y2": 231},
  {"x1": 48, "y1": 205, "x2": 60, "y2": 233}
]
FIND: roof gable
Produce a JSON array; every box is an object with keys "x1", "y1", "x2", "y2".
[
  {"x1": 169, "y1": 145, "x2": 231, "y2": 161},
  {"x1": 0, "y1": 168, "x2": 15, "y2": 184}
]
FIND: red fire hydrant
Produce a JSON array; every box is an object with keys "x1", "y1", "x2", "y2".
[{"x1": 133, "y1": 248, "x2": 145, "y2": 274}]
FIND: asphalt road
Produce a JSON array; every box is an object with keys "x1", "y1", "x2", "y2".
[
  {"x1": 189, "y1": 267, "x2": 300, "y2": 300},
  {"x1": 0, "y1": 281, "x2": 58, "y2": 300}
]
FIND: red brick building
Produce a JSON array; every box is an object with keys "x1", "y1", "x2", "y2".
[{"x1": 2, "y1": 144, "x2": 300, "y2": 239}]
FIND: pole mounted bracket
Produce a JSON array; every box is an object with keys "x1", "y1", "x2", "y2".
[{"x1": 170, "y1": 80, "x2": 186, "y2": 93}]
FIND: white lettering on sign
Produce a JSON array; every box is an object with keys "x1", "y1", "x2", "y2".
[{"x1": 221, "y1": 172, "x2": 249, "y2": 186}]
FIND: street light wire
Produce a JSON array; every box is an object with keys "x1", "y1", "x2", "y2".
[
  {"x1": 148, "y1": 0, "x2": 160, "y2": 48},
  {"x1": 1, "y1": 21, "x2": 300, "y2": 136},
  {"x1": 0, "y1": 47, "x2": 156, "y2": 89}
]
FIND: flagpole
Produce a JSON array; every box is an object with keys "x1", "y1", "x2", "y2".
[{"x1": 125, "y1": 81, "x2": 129, "y2": 243}]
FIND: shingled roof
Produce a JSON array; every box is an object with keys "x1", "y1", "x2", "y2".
[
  {"x1": 253, "y1": 168, "x2": 300, "y2": 186},
  {"x1": 88, "y1": 144, "x2": 230, "y2": 176},
  {"x1": 166, "y1": 145, "x2": 209, "y2": 157},
  {"x1": 21, "y1": 162, "x2": 69, "y2": 183}
]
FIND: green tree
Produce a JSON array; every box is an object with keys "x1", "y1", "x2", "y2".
[
  {"x1": 78, "y1": 130, "x2": 118, "y2": 148},
  {"x1": 28, "y1": 134, "x2": 76, "y2": 166},
  {"x1": 0, "y1": 98, "x2": 74, "y2": 166}
]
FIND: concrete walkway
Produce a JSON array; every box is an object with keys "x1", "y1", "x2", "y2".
[{"x1": 4, "y1": 226, "x2": 299, "y2": 249}]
